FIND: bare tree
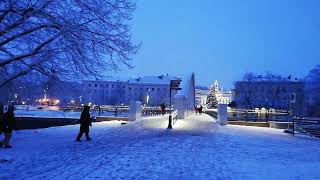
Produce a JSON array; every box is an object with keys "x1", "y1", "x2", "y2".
[
  {"x1": 305, "y1": 65, "x2": 320, "y2": 117},
  {"x1": 242, "y1": 72, "x2": 256, "y2": 109},
  {"x1": 0, "y1": 0, "x2": 139, "y2": 87},
  {"x1": 237, "y1": 72, "x2": 283, "y2": 109}
]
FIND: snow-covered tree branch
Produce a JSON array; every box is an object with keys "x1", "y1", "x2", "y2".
[{"x1": 0, "y1": 0, "x2": 139, "y2": 87}]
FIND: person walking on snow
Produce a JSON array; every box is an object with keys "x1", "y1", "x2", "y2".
[
  {"x1": 76, "y1": 106, "x2": 92, "y2": 141},
  {"x1": 199, "y1": 105, "x2": 203, "y2": 115},
  {"x1": 160, "y1": 103, "x2": 166, "y2": 115},
  {"x1": 2, "y1": 105, "x2": 15, "y2": 148}
]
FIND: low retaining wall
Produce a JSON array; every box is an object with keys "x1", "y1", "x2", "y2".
[
  {"x1": 204, "y1": 111, "x2": 218, "y2": 118},
  {"x1": 269, "y1": 121, "x2": 292, "y2": 129},
  {"x1": 14, "y1": 117, "x2": 79, "y2": 130},
  {"x1": 228, "y1": 121, "x2": 292, "y2": 129},
  {"x1": 228, "y1": 121, "x2": 270, "y2": 128},
  {"x1": 96, "y1": 116, "x2": 128, "y2": 122}
]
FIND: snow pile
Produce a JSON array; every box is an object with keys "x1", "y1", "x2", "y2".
[{"x1": 0, "y1": 114, "x2": 319, "y2": 179}]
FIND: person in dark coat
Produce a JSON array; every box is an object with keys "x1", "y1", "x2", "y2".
[
  {"x1": 160, "y1": 103, "x2": 166, "y2": 115},
  {"x1": 199, "y1": 105, "x2": 203, "y2": 115},
  {"x1": 2, "y1": 105, "x2": 15, "y2": 148},
  {"x1": 195, "y1": 105, "x2": 198, "y2": 115},
  {"x1": 76, "y1": 106, "x2": 92, "y2": 141}
]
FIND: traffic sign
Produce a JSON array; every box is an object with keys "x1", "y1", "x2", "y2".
[
  {"x1": 171, "y1": 88, "x2": 182, "y2": 90},
  {"x1": 290, "y1": 93, "x2": 296, "y2": 103},
  {"x1": 170, "y1": 80, "x2": 181, "y2": 88}
]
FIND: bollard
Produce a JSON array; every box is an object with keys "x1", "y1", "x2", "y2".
[
  {"x1": 167, "y1": 115, "x2": 173, "y2": 129},
  {"x1": 129, "y1": 101, "x2": 142, "y2": 121},
  {"x1": 218, "y1": 104, "x2": 228, "y2": 125}
]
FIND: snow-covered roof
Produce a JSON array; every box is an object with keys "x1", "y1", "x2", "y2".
[
  {"x1": 83, "y1": 76, "x2": 128, "y2": 83},
  {"x1": 83, "y1": 75, "x2": 180, "y2": 85},
  {"x1": 127, "y1": 75, "x2": 179, "y2": 85}
]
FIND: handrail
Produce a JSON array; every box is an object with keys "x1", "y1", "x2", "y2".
[
  {"x1": 293, "y1": 117, "x2": 320, "y2": 138},
  {"x1": 172, "y1": 110, "x2": 178, "y2": 125}
]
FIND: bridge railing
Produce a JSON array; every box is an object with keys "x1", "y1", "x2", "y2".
[
  {"x1": 141, "y1": 106, "x2": 170, "y2": 117},
  {"x1": 172, "y1": 110, "x2": 178, "y2": 125},
  {"x1": 293, "y1": 117, "x2": 320, "y2": 138},
  {"x1": 96, "y1": 105, "x2": 129, "y2": 117},
  {"x1": 227, "y1": 108, "x2": 290, "y2": 122}
]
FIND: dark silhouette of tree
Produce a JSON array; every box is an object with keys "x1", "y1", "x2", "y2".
[
  {"x1": 305, "y1": 65, "x2": 320, "y2": 117},
  {"x1": 242, "y1": 72, "x2": 256, "y2": 109},
  {"x1": 0, "y1": 0, "x2": 139, "y2": 87}
]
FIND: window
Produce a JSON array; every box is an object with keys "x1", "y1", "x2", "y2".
[
  {"x1": 158, "y1": 88, "x2": 160, "y2": 91},
  {"x1": 88, "y1": 83, "x2": 91, "y2": 87},
  {"x1": 129, "y1": 87, "x2": 132, "y2": 91},
  {"x1": 112, "y1": 84, "x2": 114, "y2": 88},
  {"x1": 94, "y1": 84, "x2": 97, "y2": 87},
  {"x1": 106, "y1": 84, "x2": 109, "y2": 88}
]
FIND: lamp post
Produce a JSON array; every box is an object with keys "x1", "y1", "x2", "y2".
[
  {"x1": 167, "y1": 80, "x2": 182, "y2": 129},
  {"x1": 288, "y1": 93, "x2": 296, "y2": 129}
]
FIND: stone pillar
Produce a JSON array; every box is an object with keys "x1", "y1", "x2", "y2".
[
  {"x1": 174, "y1": 95, "x2": 187, "y2": 119},
  {"x1": 129, "y1": 101, "x2": 142, "y2": 122},
  {"x1": 218, "y1": 104, "x2": 228, "y2": 125}
]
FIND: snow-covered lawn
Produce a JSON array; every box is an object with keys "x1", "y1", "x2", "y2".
[{"x1": 1, "y1": 114, "x2": 319, "y2": 180}]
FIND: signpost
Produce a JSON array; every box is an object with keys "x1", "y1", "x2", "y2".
[
  {"x1": 288, "y1": 93, "x2": 296, "y2": 129},
  {"x1": 167, "y1": 80, "x2": 182, "y2": 129}
]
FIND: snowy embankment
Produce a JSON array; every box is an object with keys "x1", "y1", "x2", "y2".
[{"x1": 1, "y1": 114, "x2": 320, "y2": 180}]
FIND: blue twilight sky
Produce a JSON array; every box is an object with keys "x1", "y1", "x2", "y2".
[{"x1": 110, "y1": 0, "x2": 320, "y2": 89}]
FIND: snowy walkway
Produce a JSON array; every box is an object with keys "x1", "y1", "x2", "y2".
[{"x1": 1, "y1": 114, "x2": 320, "y2": 180}]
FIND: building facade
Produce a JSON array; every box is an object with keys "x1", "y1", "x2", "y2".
[
  {"x1": 195, "y1": 89, "x2": 209, "y2": 106},
  {"x1": 212, "y1": 80, "x2": 233, "y2": 105},
  {"x1": 82, "y1": 75, "x2": 180, "y2": 106},
  {"x1": 234, "y1": 80, "x2": 304, "y2": 115}
]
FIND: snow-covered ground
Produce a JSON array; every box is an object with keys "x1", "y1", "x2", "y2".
[{"x1": 1, "y1": 114, "x2": 319, "y2": 179}]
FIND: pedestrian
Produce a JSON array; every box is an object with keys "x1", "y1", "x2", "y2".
[
  {"x1": 76, "y1": 106, "x2": 92, "y2": 142},
  {"x1": 195, "y1": 105, "x2": 198, "y2": 115},
  {"x1": 2, "y1": 105, "x2": 15, "y2": 148},
  {"x1": 160, "y1": 103, "x2": 166, "y2": 115},
  {"x1": 199, "y1": 105, "x2": 203, "y2": 115}
]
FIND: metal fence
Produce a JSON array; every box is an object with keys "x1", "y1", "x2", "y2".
[
  {"x1": 95, "y1": 105, "x2": 171, "y2": 117},
  {"x1": 141, "y1": 106, "x2": 170, "y2": 117},
  {"x1": 227, "y1": 108, "x2": 290, "y2": 122},
  {"x1": 293, "y1": 118, "x2": 320, "y2": 138}
]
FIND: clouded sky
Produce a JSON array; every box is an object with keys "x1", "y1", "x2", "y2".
[{"x1": 110, "y1": 0, "x2": 320, "y2": 89}]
